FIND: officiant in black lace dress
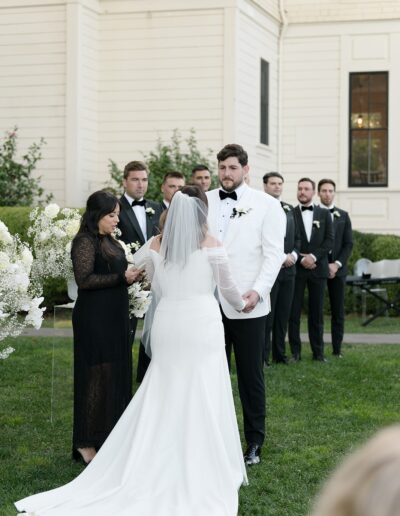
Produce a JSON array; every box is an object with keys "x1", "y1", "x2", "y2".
[{"x1": 71, "y1": 191, "x2": 142, "y2": 464}]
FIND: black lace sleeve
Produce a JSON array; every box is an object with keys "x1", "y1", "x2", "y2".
[{"x1": 71, "y1": 235, "x2": 126, "y2": 290}]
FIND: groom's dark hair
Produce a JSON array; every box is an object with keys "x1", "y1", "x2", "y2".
[{"x1": 217, "y1": 144, "x2": 248, "y2": 167}]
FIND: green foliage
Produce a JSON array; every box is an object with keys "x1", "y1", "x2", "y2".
[
  {"x1": 1, "y1": 338, "x2": 399, "y2": 515},
  {"x1": 370, "y1": 234, "x2": 400, "y2": 261},
  {"x1": 0, "y1": 206, "x2": 32, "y2": 243},
  {"x1": 0, "y1": 127, "x2": 53, "y2": 207},
  {"x1": 105, "y1": 129, "x2": 216, "y2": 201}
]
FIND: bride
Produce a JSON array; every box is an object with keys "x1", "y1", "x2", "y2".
[{"x1": 15, "y1": 185, "x2": 248, "y2": 516}]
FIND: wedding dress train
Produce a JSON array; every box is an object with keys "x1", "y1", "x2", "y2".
[{"x1": 15, "y1": 247, "x2": 247, "y2": 516}]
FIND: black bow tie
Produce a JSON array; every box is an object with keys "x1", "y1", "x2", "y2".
[
  {"x1": 219, "y1": 190, "x2": 237, "y2": 201},
  {"x1": 301, "y1": 205, "x2": 313, "y2": 212},
  {"x1": 329, "y1": 208, "x2": 335, "y2": 213},
  {"x1": 132, "y1": 199, "x2": 146, "y2": 207}
]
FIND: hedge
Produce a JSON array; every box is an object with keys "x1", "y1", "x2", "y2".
[{"x1": 1, "y1": 207, "x2": 399, "y2": 314}]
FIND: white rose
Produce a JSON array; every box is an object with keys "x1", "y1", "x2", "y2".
[
  {"x1": 21, "y1": 246, "x2": 33, "y2": 269},
  {"x1": 44, "y1": 203, "x2": 60, "y2": 219},
  {"x1": 39, "y1": 230, "x2": 50, "y2": 242},
  {"x1": 52, "y1": 227, "x2": 66, "y2": 239},
  {"x1": 0, "y1": 222, "x2": 13, "y2": 245},
  {"x1": 65, "y1": 219, "x2": 80, "y2": 238},
  {"x1": 0, "y1": 251, "x2": 10, "y2": 269}
]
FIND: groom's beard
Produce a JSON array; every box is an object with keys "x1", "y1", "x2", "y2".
[{"x1": 219, "y1": 178, "x2": 244, "y2": 193}]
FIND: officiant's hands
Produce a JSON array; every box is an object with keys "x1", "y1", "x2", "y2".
[
  {"x1": 125, "y1": 267, "x2": 144, "y2": 285},
  {"x1": 241, "y1": 290, "x2": 260, "y2": 313}
]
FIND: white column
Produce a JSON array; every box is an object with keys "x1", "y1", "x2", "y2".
[{"x1": 65, "y1": 0, "x2": 83, "y2": 207}]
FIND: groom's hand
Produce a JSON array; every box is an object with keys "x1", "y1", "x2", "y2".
[{"x1": 242, "y1": 290, "x2": 260, "y2": 313}]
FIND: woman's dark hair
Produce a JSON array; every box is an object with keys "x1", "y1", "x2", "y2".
[
  {"x1": 180, "y1": 184, "x2": 208, "y2": 240},
  {"x1": 76, "y1": 190, "x2": 122, "y2": 261},
  {"x1": 180, "y1": 184, "x2": 208, "y2": 207}
]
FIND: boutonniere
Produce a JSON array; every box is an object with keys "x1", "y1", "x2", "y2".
[
  {"x1": 333, "y1": 210, "x2": 340, "y2": 218},
  {"x1": 313, "y1": 220, "x2": 320, "y2": 229},
  {"x1": 145, "y1": 207, "x2": 155, "y2": 216},
  {"x1": 283, "y1": 204, "x2": 291, "y2": 212},
  {"x1": 230, "y1": 207, "x2": 252, "y2": 219}
]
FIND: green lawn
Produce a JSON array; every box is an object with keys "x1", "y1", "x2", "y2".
[{"x1": 1, "y1": 337, "x2": 399, "y2": 515}]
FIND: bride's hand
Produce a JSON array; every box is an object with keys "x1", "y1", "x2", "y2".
[{"x1": 125, "y1": 267, "x2": 144, "y2": 285}]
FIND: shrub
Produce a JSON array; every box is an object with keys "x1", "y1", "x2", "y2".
[
  {"x1": 0, "y1": 127, "x2": 53, "y2": 206},
  {"x1": 105, "y1": 129, "x2": 217, "y2": 200}
]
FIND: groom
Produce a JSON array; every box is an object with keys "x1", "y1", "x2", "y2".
[{"x1": 207, "y1": 144, "x2": 285, "y2": 465}]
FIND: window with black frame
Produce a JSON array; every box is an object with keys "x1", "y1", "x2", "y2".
[
  {"x1": 260, "y1": 59, "x2": 269, "y2": 146},
  {"x1": 349, "y1": 72, "x2": 388, "y2": 187}
]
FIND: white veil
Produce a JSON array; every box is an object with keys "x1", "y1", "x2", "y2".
[
  {"x1": 141, "y1": 190, "x2": 209, "y2": 357},
  {"x1": 160, "y1": 190, "x2": 208, "y2": 268}
]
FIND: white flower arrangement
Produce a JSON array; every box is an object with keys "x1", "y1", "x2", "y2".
[
  {"x1": 0, "y1": 221, "x2": 45, "y2": 358},
  {"x1": 230, "y1": 207, "x2": 252, "y2": 219},
  {"x1": 28, "y1": 203, "x2": 81, "y2": 281},
  {"x1": 283, "y1": 204, "x2": 291, "y2": 212},
  {"x1": 145, "y1": 207, "x2": 155, "y2": 216},
  {"x1": 333, "y1": 210, "x2": 341, "y2": 218},
  {"x1": 313, "y1": 220, "x2": 320, "y2": 229},
  {"x1": 128, "y1": 280, "x2": 152, "y2": 318},
  {"x1": 112, "y1": 232, "x2": 151, "y2": 318}
]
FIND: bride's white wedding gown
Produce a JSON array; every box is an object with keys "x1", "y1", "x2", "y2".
[{"x1": 15, "y1": 247, "x2": 247, "y2": 516}]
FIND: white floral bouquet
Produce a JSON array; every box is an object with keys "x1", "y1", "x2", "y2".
[
  {"x1": 112, "y1": 231, "x2": 152, "y2": 318},
  {"x1": 28, "y1": 203, "x2": 81, "y2": 280},
  {"x1": 0, "y1": 220, "x2": 45, "y2": 358}
]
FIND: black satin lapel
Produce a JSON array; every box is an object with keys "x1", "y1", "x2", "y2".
[
  {"x1": 126, "y1": 205, "x2": 145, "y2": 244},
  {"x1": 295, "y1": 207, "x2": 307, "y2": 241}
]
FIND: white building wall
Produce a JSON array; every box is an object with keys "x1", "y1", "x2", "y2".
[
  {"x1": 283, "y1": 0, "x2": 400, "y2": 23},
  {"x1": 281, "y1": 19, "x2": 400, "y2": 234},
  {"x1": 96, "y1": 6, "x2": 225, "y2": 187},
  {"x1": 81, "y1": 5, "x2": 99, "y2": 196},
  {"x1": 0, "y1": 2, "x2": 66, "y2": 203},
  {"x1": 235, "y1": 1, "x2": 280, "y2": 187}
]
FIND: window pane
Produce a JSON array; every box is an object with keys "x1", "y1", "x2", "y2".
[
  {"x1": 260, "y1": 59, "x2": 269, "y2": 145},
  {"x1": 349, "y1": 72, "x2": 388, "y2": 187}
]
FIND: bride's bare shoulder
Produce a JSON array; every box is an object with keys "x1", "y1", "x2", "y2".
[{"x1": 201, "y1": 234, "x2": 222, "y2": 249}]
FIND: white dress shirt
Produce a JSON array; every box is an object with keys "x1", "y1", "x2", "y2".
[
  {"x1": 300, "y1": 204, "x2": 314, "y2": 242},
  {"x1": 217, "y1": 182, "x2": 247, "y2": 241},
  {"x1": 124, "y1": 193, "x2": 147, "y2": 241}
]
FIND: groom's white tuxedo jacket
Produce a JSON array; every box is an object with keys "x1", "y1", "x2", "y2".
[{"x1": 207, "y1": 185, "x2": 285, "y2": 319}]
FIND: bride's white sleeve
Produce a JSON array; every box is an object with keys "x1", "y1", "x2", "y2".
[
  {"x1": 131, "y1": 238, "x2": 155, "y2": 281},
  {"x1": 205, "y1": 247, "x2": 245, "y2": 312}
]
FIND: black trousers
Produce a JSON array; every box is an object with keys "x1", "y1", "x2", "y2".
[
  {"x1": 327, "y1": 275, "x2": 346, "y2": 354},
  {"x1": 222, "y1": 310, "x2": 266, "y2": 446},
  {"x1": 129, "y1": 317, "x2": 150, "y2": 383},
  {"x1": 265, "y1": 274, "x2": 295, "y2": 363},
  {"x1": 288, "y1": 275, "x2": 326, "y2": 359}
]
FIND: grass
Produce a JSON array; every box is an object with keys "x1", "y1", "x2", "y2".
[{"x1": 1, "y1": 337, "x2": 399, "y2": 515}]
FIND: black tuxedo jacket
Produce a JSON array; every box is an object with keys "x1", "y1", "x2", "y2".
[
  {"x1": 329, "y1": 207, "x2": 353, "y2": 277},
  {"x1": 118, "y1": 196, "x2": 163, "y2": 247},
  {"x1": 279, "y1": 202, "x2": 301, "y2": 279},
  {"x1": 293, "y1": 204, "x2": 334, "y2": 279}
]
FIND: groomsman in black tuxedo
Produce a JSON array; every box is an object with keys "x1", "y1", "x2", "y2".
[
  {"x1": 263, "y1": 172, "x2": 301, "y2": 365},
  {"x1": 318, "y1": 179, "x2": 353, "y2": 357},
  {"x1": 160, "y1": 171, "x2": 185, "y2": 211},
  {"x1": 118, "y1": 161, "x2": 163, "y2": 382},
  {"x1": 288, "y1": 178, "x2": 334, "y2": 362}
]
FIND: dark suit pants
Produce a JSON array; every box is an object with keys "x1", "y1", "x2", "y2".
[
  {"x1": 327, "y1": 275, "x2": 346, "y2": 354},
  {"x1": 265, "y1": 274, "x2": 295, "y2": 363},
  {"x1": 222, "y1": 311, "x2": 266, "y2": 446},
  {"x1": 288, "y1": 275, "x2": 326, "y2": 359}
]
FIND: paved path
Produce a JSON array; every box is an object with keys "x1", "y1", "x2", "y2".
[{"x1": 20, "y1": 327, "x2": 400, "y2": 344}]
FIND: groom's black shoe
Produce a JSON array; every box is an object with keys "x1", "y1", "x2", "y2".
[{"x1": 244, "y1": 443, "x2": 261, "y2": 466}]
